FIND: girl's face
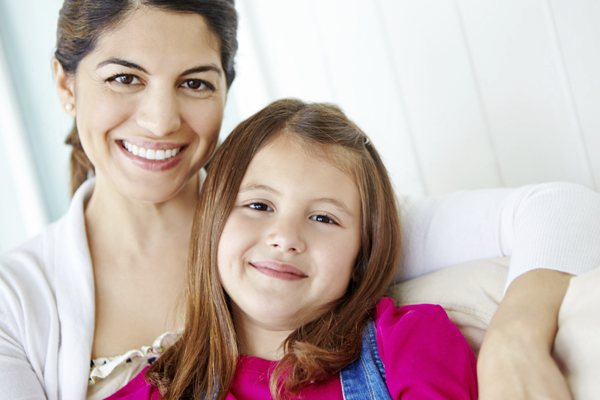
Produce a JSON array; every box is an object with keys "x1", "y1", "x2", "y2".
[
  {"x1": 57, "y1": 8, "x2": 227, "y2": 203},
  {"x1": 217, "y1": 136, "x2": 362, "y2": 333}
]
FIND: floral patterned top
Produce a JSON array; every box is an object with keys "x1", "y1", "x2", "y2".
[{"x1": 86, "y1": 331, "x2": 181, "y2": 400}]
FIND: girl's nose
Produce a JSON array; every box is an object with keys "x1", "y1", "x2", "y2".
[
  {"x1": 265, "y1": 218, "x2": 306, "y2": 254},
  {"x1": 136, "y1": 88, "x2": 181, "y2": 136}
]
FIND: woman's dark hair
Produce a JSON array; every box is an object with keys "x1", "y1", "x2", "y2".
[
  {"x1": 55, "y1": 0, "x2": 238, "y2": 195},
  {"x1": 146, "y1": 99, "x2": 401, "y2": 400}
]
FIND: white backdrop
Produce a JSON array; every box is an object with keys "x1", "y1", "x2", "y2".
[{"x1": 1, "y1": 0, "x2": 599, "y2": 253}]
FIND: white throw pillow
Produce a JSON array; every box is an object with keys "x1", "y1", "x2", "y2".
[
  {"x1": 387, "y1": 257, "x2": 508, "y2": 356},
  {"x1": 388, "y1": 257, "x2": 600, "y2": 399},
  {"x1": 554, "y1": 266, "x2": 600, "y2": 399}
]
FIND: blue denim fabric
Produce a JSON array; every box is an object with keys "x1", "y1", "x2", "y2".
[{"x1": 340, "y1": 320, "x2": 393, "y2": 400}]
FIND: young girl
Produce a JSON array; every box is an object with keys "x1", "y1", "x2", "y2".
[{"x1": 107, "y1": 99, "x2": 477, "y2": 400}]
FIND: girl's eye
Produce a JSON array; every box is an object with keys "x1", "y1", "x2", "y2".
[
  {"x1": 181, "y1": 79, "x2": 214, "y2": 91},
  {"x1": 108, "y1": 74, "x2": 141, "y2": 85},
  {"x1": 247, "y1": 202, "x2": 273, "y2": 212},
  {"x1": 310, "y1": 214, "x2": 338, "y2": 225}
]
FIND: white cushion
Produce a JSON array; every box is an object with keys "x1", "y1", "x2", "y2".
[
  {"x1": 388, "y1": 257, "x2": 600, "y2": 399},
  {"x1": 387, "y1": 257, "x2": 507, "y2": 356},
  {"x1": 554, "y1": 266, "x2": 600, "y2": 399}
]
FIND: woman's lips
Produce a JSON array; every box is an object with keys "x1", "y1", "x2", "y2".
[
  {"x1": 117, "y1": 140, "x2": 186, "y2": 172},
  {"x1": 251, "y1": 261, "x2": 308, "y2": 281}
]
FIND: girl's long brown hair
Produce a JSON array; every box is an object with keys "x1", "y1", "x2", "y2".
[{"x1": 147, "y1": 99, "x2": 401, "y2": 399}]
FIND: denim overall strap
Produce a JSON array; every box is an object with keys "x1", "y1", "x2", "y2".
[{"x1": 340, "y1": 319, "x2": 393, "y2": 400}]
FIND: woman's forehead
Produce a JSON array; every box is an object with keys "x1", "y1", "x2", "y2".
[{"x1": 88, "y1": 7, "x2": 222, "y2": 70}]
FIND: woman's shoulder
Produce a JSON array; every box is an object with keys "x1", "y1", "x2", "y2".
[{"x1": 0, "y1": 178, "x2": 94, "y2": 281}]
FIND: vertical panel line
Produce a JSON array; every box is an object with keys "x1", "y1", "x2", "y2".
[
  {"x1": 453, "y1": 0, "x2": 506, "y2": 187},
  {"x1": 373, "y1": 0, "x2": 428, "y2": 195},
  {"x1": 306, "y1": 0, "x2": 339, "y2": 104},
  {"x1": 0, "y1": 34, "x2": 48, "y2": 236},
  {"x1": 237, "y1": 0, "x2": 278, "y2": 101},
  {"x1": 542, "y1": 0, "x2": 598, "y2": 190}
]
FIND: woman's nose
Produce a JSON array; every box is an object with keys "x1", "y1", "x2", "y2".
[
  {"x1": 136, "y1": 87, "x2": 181, "y2": 136},
  {"x1": 265, "y1": 217, "x2": 306, "y2": 254}
]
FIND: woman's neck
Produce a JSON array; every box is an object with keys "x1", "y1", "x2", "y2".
[{"x1": 84, "y1": 173, "x2": 199, "y2": 270}]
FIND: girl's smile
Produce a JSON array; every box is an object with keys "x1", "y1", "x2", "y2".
[
  {"x1": 217, "y1": 135, "x2": 362, "y2": 343},
  {"x1": 250, "y1": 260, "x2": 308, "y2": 281}
]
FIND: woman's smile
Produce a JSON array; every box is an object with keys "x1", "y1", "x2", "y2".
[
  {"x1": 118, "y1": 139, "x2": 186, "y2": 172},
  {"x1": 65, "y1": 8, "x2": 227, "y2": 203}
]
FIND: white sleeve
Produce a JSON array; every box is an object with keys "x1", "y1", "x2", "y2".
[
  {"x1": 0, "y1": 323, "x2": 47, "y2": 399},
  {"x1": 0, "y1": 277, "x2": 48, "y2": 399},
  {"x1": 397, "y1": 182, "x2": 600, "y2": 291}
]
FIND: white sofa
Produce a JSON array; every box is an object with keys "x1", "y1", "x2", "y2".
[{"x1": 388, "y1": 258, "x2": 600, "y2": 399}]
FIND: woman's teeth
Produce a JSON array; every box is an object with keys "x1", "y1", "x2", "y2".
[{"x1": 122, "y1": 140, "x2": 181, "y2": 161}]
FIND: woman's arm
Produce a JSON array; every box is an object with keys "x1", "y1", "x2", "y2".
[
  {"x1": 398, "y1": 181, "x2": 600, "y2": 398},
  {"x1": 398, "y1": 182, "x2": 600, "y2": 288},
  {"x1": 0, "y1": 269, "x2": 48, "y2": 400},
  {"x1": 477, "y1": 269, "x2": 573, "y2": 399}
]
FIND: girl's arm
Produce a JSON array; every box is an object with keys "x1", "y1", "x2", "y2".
[{"x1": 399, "y1": 181, "x2": 600, "y2": 399}]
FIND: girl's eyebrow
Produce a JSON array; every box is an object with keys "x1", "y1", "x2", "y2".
[
  {"x1": 314, "y1": 198, "x2": 352, "y2": 216},
  {"x1": 96, "y1": 58, "x2": 223, "y2": 77},
  {"x1": 239, "y1": 184, "x2": 279, "y2": 194},
  {"x1": 239, "y1": 184, "x2": 353, "y2": 216}
]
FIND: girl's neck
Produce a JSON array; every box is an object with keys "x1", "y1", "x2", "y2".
[{"x1": 233, "y1": 307, "x2": 294, "y2": 361}]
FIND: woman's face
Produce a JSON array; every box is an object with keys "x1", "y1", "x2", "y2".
[
  {"x1": 217, "y1": 136, "x2": 362, "y2": 333},
  {"x1": 63, "y1": 8, "x2": 227, "y2": 203}
]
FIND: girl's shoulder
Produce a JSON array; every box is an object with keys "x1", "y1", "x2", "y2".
[
  {"x1": 373, "y1": 298, "x2": 478, "y2": 399},
  {"x1": 373, "y1": 297, "x2": 451, "y2": 328}
]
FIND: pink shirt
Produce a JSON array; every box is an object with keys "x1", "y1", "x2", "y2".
[{"x1": 106, "y1": 298, "x2": 477, "y2": 400}]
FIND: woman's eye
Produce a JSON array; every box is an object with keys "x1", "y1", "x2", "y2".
[
  {"x1": 310, "y1": 214, "x2": 337, "y2": 225},
  {"x1": 181, "y1": 79, "x2": 213, "y2": 91},
  {"x1": 108, "y1": 74, "x2": 141, "y2": 85},
  {"x1": 248, "y1": 202, "x2": 273, "y2": 212}
]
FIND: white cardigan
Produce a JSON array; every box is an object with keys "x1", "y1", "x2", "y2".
[{"x1": 1, "y1": 180, "x2": 599, "y2": 400}]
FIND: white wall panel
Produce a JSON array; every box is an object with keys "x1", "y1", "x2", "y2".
[
  {"x1": 239, "y1": 0, "x2": 334, "y2": 104},
  {"x1": 305, "y1": 0, "x2": 425, "y2": 195},
  {"x1": 229, "y1": 0, "x2": 274, "y2": 121},
  {"x1": 379, "y1": 0, "x2": 503, "y2": 195},
  {"x1": 548, "y1": 0, "x2": 600, "y2": 190},
  {"x1": 457, "y1": 0, "x2": 595, "y2": 188}
]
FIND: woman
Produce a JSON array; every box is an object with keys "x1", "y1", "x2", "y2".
[{"x1": 0, "y1": 1, "x2": 598, "y2": 399}]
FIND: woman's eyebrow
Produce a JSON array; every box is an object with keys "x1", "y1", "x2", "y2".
[
  {"x1": 96, "y1": 58, "x2": 147, "y2": 73},
  {"x1": 180, "y1": 65, "x2": 223, "y2": 77},
  {"x1": 95, "y1": 59, "x2": 222, "y2": 77}
]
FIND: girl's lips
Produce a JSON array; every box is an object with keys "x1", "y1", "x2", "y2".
[{"x1": 251, "y1": 261, "x2": 308, "y2": 281}]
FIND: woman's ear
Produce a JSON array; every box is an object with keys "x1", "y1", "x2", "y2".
[{"x1": 52, "y1": 58, "x2": 76, "y2": 117}]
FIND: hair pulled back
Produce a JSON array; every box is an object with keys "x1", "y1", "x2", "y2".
[
  {"x1": 147, "y1": 99, "x2": 401, "y2": 400},
  {"x1": 55, "y1": 0, "x2": 238, "y2": 195}
]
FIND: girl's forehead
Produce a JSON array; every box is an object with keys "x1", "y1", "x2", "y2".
[{"x1": 258, "y1": 134, "x2": 360, "y2": 180}]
